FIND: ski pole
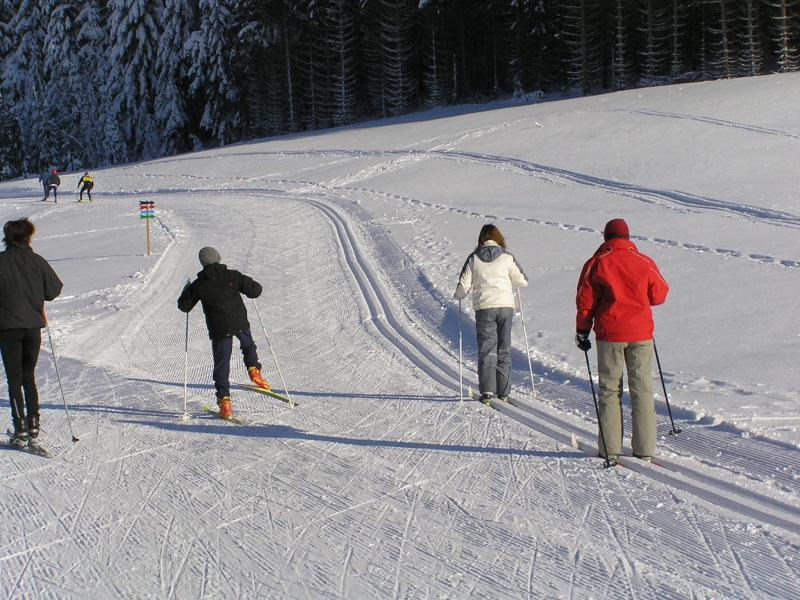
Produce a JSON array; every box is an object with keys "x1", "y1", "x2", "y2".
[
  {"x1": 251, "y1": 298, "x2": 295, "y2": 407},
  {"x1": 44, "y1": 321, "x2": 79, "y2": 442},
  {"x1": 458, "y1": 299, "x2": 464, "y2": 401},
  {"x1": 182, "y1": 297, "x2": 190, "y2": 421},
  {"x1": 584, "y1": 350, "x2": 612, "y2": 468},
  {"x1": 653, "y1": 338, "x2": 681, "y2": 435},
  {"x1": 516, "y1": 287, "x2": 536, "y2": 397}
]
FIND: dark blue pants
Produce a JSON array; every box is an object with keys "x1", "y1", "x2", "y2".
[
  {"x1": 476, "y1": 307, "x2": 514, "y2": 397},
  {"x1": 0, "y1": 328, "x2": 41, "y2": 431},
  {"x1": 211, "y1": 330, "x2": 261, "y2": 400}
]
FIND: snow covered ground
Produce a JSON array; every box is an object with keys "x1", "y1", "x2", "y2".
[{"x1": 1, "y1": 73, "x2": 799, "y2": 598}]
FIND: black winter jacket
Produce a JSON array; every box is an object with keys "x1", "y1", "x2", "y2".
[
  {"x1": 0, "y1": 245, "x2": 63, "y2": 329},
  {"x1": 177, "y1": 263, "x2": 262, "y2": 340}
]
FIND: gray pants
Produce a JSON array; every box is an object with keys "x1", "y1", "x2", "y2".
[
  {"x1": 476, "y1": 307, "x2": 513, "y2": 397},
  {"x1": 596, "y1": 340, "x2": 656, "y2": 458}
]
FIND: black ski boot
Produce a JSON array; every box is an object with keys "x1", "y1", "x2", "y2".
[
  {"x1": 10, "y1": 420, "x2": 28, "y2": 448},
  {"x1": 27, "y1": 414, "x2": 39, "y2": 440}
]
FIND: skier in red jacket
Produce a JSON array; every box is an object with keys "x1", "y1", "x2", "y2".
[{"x1": 575, "y1": 218, "x2": 669, "y2": 463}]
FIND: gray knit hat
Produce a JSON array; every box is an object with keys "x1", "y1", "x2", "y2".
[{"x1": 198, "y1": 246, "x2": 221, "y2": 267}]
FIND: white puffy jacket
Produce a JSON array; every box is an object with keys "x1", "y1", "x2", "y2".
[{"x1": 454, "y1": 241, "x2": 528, "y2": 310}]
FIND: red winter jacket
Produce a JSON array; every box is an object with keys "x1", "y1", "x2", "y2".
[{"x1": 576, "y1": 238, "x2": 669, "y2": 342}]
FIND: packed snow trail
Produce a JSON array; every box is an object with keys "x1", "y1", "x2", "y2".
[
  {"x1": 0, "y1": 190, "x2": 797, "y2": 599},
  {"x1": 57, "y1": 184, "x2": 800, "y2": 528}
]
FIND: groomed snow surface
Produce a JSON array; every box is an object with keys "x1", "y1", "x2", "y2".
[{"x1": 1, "y1": 73, "x2": 799, "y2": 599}]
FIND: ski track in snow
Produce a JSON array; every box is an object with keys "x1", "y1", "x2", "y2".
[
  {"x1": 64, "y1": 183, "x2": 800, "y2": 515},
  {"x1": 43, "y1": 149, "x2": 795, "y2": 271},
  {"x1": 604, "y1": 108, "x2": 800, "y2": 141},
  {"x1": 141, "y1": 146, "x2": 800, "y2": 230}
]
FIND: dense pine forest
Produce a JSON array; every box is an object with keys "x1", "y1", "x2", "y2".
[{"x1": 1, "y1": 0, "x2": 798, "y2": 180}]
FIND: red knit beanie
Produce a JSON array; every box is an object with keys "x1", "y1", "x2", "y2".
[{"x1": 603, "y1": 218, "x2": 629, "y2": 240}]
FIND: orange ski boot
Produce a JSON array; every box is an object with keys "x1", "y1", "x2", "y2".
[
  {"x1": 248, "y1": 367, "x2": 271, "y2": 391},
  {"x1": 217, "y1": 396, "x2": 233, "y2": 419}
]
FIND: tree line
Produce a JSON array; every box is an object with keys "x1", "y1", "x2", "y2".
[{"x1": 1, "y1": 0, "x2": 798, "y2": 181}]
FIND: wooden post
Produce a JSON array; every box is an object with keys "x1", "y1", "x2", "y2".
[
  {"x1": 139, "y1": 200, "x2": 155, "y2": 256},
  {"x1": 145, "y1": 218, "x2": 151, "y2": 256}
]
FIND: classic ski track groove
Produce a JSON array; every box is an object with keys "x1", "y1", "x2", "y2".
[
  {"x1": 296, "y1": 193, "x2": 800, "y2": 537},
  {"x1": 121, "y1": 187, "x2": 800, "y2": 538},
  {"x1": 606, "y1": 108, "x2": 800, "y2": 140}
]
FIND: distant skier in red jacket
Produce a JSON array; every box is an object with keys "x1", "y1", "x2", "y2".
[{"x1": 575, "y1": 218, "x2": 669, "y2": 463}]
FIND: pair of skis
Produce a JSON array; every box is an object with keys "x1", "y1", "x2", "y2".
[
  {"x1": 472, "y1": 393, "x2": 658, "y2": 469},
  {"x1": 203, "y1": 383, "x2": 295, "y2": 424},
  {"x1": 5, "y1": 430, "x2": 52, "y2": 458}
]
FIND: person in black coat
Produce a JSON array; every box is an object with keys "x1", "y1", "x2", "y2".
[
  {"x1": 43, "y1": 170, "x2": 60, "y2": 203},
  {"x1": 177, "y1": 247, "x2": 270, "y2": 418},
  {"x1": 0, "y1": 219, "x2": 63, "y2": 446}
]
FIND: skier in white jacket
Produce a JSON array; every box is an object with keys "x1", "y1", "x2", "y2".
[{"x1": 454, "y1": 224, "x2": 528, "y2": 402}]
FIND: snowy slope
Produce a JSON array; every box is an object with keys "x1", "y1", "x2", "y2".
[{"x1": 0, "y1": 73, "x2": 799, "y2": 599}]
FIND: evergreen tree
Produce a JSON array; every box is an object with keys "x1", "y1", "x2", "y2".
[
  {"x1": 75, "y1": 0, "x2": 110, "y2": 168},
  {"x1": 502, "y1": 0, "x2": 531, "y2": 97},
  {"x1": 666, "y1": 0, "x2": 688, "y2": 77},
  {"x1": 2, "y1": 0, "x2": 46, "y2": 172},
  {"x1": 379, "y1": 0, "x2": 417, "y2": 116},
  {"x1": 638, "y1": 0, "x2": 670, "y2": 80},
  {"x1": 421, "y1": 1, "x2": 453, "y2": 105},
  {"x1": 739, "y1": 0, "x2": 764, "y2": 76},
  {"x1": 295, "y1": 0, "x2": 330, "y2": 130},
  {"x1": 561, "y1": 0, "x2": 603, "y2": 94},
  {"x1": 274, "y1": 0, "x2": 309, "y2": 133},
  {"x1": 42, "y1": 0, "x2": 81, "y2": 170},
  {"x1": 531, "y1": 0, "x2": 564, "y2": 91},
  {"x1": 0, "y1": 1, "x2": 13, "y2": 58},
  {"x1": 327, "y1": 0, "x2": 359, "y2": 125},
  {"x1": 362, "y1": 0, "x2": 388, "y2": 117},
  {"x1": 107, "y1": 0, "x2": 163, "y2": 161},
  {"x1": 154, "y1": 0, "x2": 195, "y2": 156},
  {"x1": 610, "y1": 0, "x2": 634, "y2": 90},
  {"x1": 0, "y1": 93, "x2": 22, "y2": 180},
  {"x1": 188, "y1": 0, "x2": 239, "y2": 145},
  {"x1": 230, "y1": 0, "x2": 274, "y2": 139},
  {"x1": 766, "y1": 0, "x2": 800, "y2": 72},
  {"x1": 706, "y1": 0, "x2": 735, "y2": 79},
  {"x1": 0, "y1": 3, "x2": 20, "y2": 178}
]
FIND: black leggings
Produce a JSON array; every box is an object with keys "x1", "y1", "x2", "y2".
[
  {"x1": 79, "y1": 183, "x2": 93, "y2": 201},
  {"x1": 0, "y1": 328, "x2": 42, "y2": 429}
]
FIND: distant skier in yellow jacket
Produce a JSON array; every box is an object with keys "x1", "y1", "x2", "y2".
[{"x1": 77, "y1": 172, "x2": 94, "y2": 202}]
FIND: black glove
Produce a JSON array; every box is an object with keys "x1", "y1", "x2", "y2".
[{"x1": 575, "y1": 330, "x2": 591, "y2": 352}]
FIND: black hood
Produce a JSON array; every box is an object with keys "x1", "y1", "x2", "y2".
[{"x1": 475, "y1": 244, "x2": 504, "y2": 263}]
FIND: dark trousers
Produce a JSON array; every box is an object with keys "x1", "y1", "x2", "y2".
[
  {"x1": 0, "y1": 328, "x2": 42, "y2": 431},
  {"x1": 79, "y1": 184, "x2": 92, "y2": 201},
  {"x1": 45, "y1": 185, "x2": 58, "y2": 202},
  {"x1": 476, "y1": 307, "x2": 514, "y2": 397},
  {"x1": 211, "y1": 330, "x2": 261, "y2": 399}
]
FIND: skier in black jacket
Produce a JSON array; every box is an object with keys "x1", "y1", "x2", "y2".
[
  {"x1": 43, "y1": 170, "x2": 60, "y2": 203},
  {"x1": 177, "y1": 247, "x2": 270, "y2": 419},
  {"x1": 0, "y1": 219, "x2": 63, "y2": 447}
]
